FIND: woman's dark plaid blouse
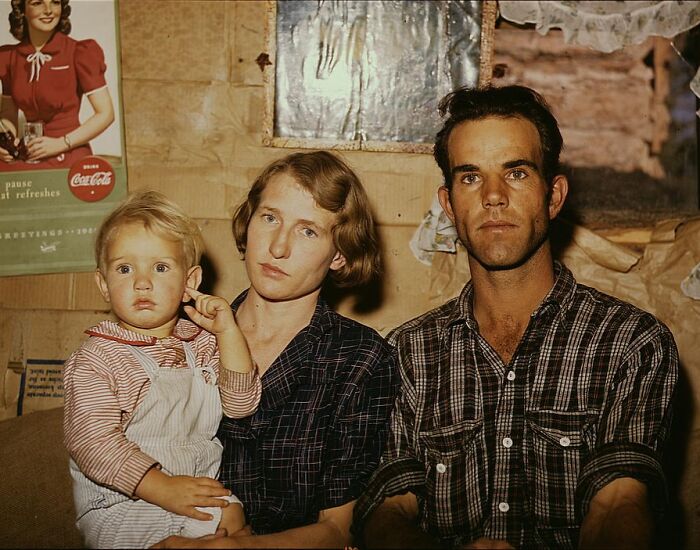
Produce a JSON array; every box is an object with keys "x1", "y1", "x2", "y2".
[
  {"x1": 355, "y1": 263, "x2": 678, "y2": 549},
  {"x1": 218, "y1": 292, "x2": 397, "y2": 535}
]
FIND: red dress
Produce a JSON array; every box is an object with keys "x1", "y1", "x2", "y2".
[{"x1": 0, "y1": 31, "x2": 107, "y2": 171}]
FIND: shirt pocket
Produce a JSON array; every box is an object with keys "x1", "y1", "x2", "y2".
[
  {"x1": 418, "y1": 419, "x2": 485, "y2": 538},
  {"x1": 525, "y1": 410, "x2": 590, "y2": 529}
]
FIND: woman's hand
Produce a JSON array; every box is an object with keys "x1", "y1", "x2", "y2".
[
  {"x1": 0, "y1": 144, "x2": 16, "y2": 163},
  {"x1": 150, "y1": 529, "x2": 234, "y2": 549},
  {"x1": 0, "y1": 118, "x2": 18, "y2": 163},
  {"x1": 24, "y1": 135, "x2": 68, "y2": 161}
]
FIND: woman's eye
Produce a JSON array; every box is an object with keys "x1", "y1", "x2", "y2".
[
  {"x1": 155, "y1": 263, "x2": 169, "y2": 273},
  {"x1": 262, "y1": 213, "x2": 277, "y2": 223},
  {"x1": 302, "y1": 227, "x2": 317, "y2": 238}
]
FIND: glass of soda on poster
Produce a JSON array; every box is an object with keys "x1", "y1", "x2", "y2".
[{"x1": 23, "y1": 121, "x2": 43, "y2": 163}]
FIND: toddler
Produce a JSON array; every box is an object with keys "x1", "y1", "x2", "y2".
[{"x1": 63, "y1": 191, "x2": 261, "y2": 548}]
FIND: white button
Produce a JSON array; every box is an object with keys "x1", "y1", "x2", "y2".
[
  {"x1": 507, "y1": 371, "x2": 516, "y2": 381},
  {"x1": 559, "y1": 436, "x2": 571, "y2": 447},
  {"x1": 498, "y1": 502, "x2": 510, "y2": 512},
  {"x1": 502, "y1": 437, "x2": 513, "y2": 448},
  {"x1": 436, "y1": 463, "x2": 447, "y2": 474}
]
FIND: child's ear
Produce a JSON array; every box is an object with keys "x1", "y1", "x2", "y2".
[
  {"x1": 95, "y1": 270, "x2": 111, "y2": 303},
  {"x1": 183, "y1": 265, "x2": 202, "y2": 302}
]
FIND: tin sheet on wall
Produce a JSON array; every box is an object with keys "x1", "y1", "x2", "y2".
[
  {"x1": 274, "y1": 0, "x2": 483, "y2": 144},
  {"x1": 0, "y1": 0, "x2": 126, "y2": 276}
]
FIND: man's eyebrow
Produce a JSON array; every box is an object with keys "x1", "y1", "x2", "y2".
[
  {"x1": 450, "y1": 163, "x2": 479, "y2": 176},
  {"x1": 503, "y1": 158, "x2": 540, "y2": 171}
]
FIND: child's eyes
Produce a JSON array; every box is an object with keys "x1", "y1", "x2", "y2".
[
  {"x1": 116, "y1": 265, "x2": 132, "y2": 274},
  {"x1": 154, "y1": 263, "x2": 169, "y2": 273}
]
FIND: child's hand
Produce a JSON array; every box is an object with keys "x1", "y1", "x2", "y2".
[
  {"x1": 184, "y1": 287, "x2": 254, "y2": 374},
  {"x1": 136, "y1": 468, "x2": 231, "y2": 521},
  {"x1": 184, "y1": 287, "x2": 237, "y2": 336},
  {"x1": 161, "y1": 475, "x2": 231, "y2": 520}
]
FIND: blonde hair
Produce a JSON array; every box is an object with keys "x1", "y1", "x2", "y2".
[
  {"x1": 95, "y1": 190, "x2": 203, "y2": 272},
  {"x1": 232, "y1": 151, "x2": 381, "y2": 287}
]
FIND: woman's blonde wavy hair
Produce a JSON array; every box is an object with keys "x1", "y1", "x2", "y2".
[{"x1": 232, "y1": 151, "x2": 381, "y2": 288}]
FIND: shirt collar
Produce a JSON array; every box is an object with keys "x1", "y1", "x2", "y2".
[
  {"x1": 445, "y1": 279, "x2": 477, "y2": 332},
  {"x1": 231, "y1": 289, "x2": 332, "y2": 411},
  {"x1": 16, "y1": 30, "x2": 67, "y2": 56},
  {"x1": 231, "y1": 289, "x2": 333, "y2": 339},
  {"x1": 441, "y1": 260, "x2": 577, "y2": 339},
  {"x1": 85, "y1": 318, "x2": 202, "y2": 346},
  {"x1": 534, "y1": 261, "x2": 577, "y2": 321}
]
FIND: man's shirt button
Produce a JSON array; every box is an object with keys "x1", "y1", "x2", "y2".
[
  {"x1": 507, "y1": 371, "x2": 516, "y2": 381},
  {"x1": 498, "y1": 502, "x2": 510, "y2": 512},
  {"x1": 436, "y1": 463, "x2": 447, "y2": 474},
  {"x1": 502, "y1": 437, "x2": 513, "y2": 448},
  {"x1": 560, "y1": 436, "x2": 571, "y2": 447}
]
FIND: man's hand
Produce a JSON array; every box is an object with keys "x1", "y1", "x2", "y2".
[
  {"x1": 579, "y1": 477, "x2": 651, "y2": 550},
  {"x1": 184, "y1": 287, "x2": 237, "y2": 336},
  {"x1": 363, "y1": 492, "x2": 442, "y2": 549},
  {"x1": 135, "y1": 467, "x2": 231, "y2": 521}
]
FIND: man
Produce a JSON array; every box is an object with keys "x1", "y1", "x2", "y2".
[{"x1": 354, "y1": 85, "x2": 678, "y2": 549}]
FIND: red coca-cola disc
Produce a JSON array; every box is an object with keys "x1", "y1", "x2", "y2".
[{"x1": 67, "y1": 156, "x2": 115, "y2": 202}]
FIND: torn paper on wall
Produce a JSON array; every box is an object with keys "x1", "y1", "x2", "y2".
[{"x1": 681, "y1": 261, "x2": 700, "y2": 300}]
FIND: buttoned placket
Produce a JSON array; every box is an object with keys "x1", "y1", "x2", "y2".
[
  {"x1": 481, "y1": 330, "x2": 519, "y2": 541},
  {"x1": 481, "y1": 308, "x2": 550, "y2": 545}
]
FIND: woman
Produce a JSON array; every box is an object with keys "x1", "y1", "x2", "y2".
[
  {"x1": 0, "y1": 0, "x2": 114, "y2": 170},
  {"x1": 156, "y1": 151, "x2": 397, "y2": 548}
]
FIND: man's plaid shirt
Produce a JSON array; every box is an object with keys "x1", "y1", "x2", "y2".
[{"x1": 355, "y1": 263, "x2": 678, "y2": 548}]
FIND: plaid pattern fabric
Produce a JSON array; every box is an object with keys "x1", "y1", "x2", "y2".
[
  {"x1": 218, "y1": 292, "x2": 397, "y2": 535},
  {"x1": 354, "y1": 263, "x2": 678, "y2": 549}
]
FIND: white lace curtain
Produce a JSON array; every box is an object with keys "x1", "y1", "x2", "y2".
[{"x1": 498, "y1": 1, "x2": 700, "y2": 101}]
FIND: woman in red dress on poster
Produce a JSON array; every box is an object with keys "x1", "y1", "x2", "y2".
[{"x1": 0, "y1": 0, "x2": 114, "y2": 171}]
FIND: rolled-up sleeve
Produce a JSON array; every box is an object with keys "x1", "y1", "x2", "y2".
[{"x1": 576, "y1": 321, "x2": 679, "y2": 519}]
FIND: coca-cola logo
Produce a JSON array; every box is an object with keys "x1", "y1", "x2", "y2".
[
  {"x1": 70, "y1": 171, "x2": 113, "y2": 187},
  {"x1": 68, "y1": 156, "x2": 115, "y2": 202}
]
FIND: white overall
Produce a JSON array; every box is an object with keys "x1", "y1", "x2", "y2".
[{"x1": 70, "y1": 342, "x2": 240, "y2": 549}]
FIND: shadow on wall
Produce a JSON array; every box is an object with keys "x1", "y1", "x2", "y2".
[
  {"x1": 198, "y1": 254, "x2": 220, "y2": 297},
  {"x1": 656, "y1": 364, "x2": 694, "y2": 549},
  {"x1": 323, "y1": 211, "x2": 387, "y2": 315}
]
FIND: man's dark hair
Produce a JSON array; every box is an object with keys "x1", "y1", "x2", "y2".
[{"x1": 433, "y1": 85, "x2": 563, "y2": 189}]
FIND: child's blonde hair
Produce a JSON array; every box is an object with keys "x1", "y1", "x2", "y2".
[{"x1": 95, "y1": 190, "x2": 203, "y2": 273}]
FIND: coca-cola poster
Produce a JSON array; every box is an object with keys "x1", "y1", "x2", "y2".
[{"x1": 0, "y1": 0, "x2": 126, "y2": 276}]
